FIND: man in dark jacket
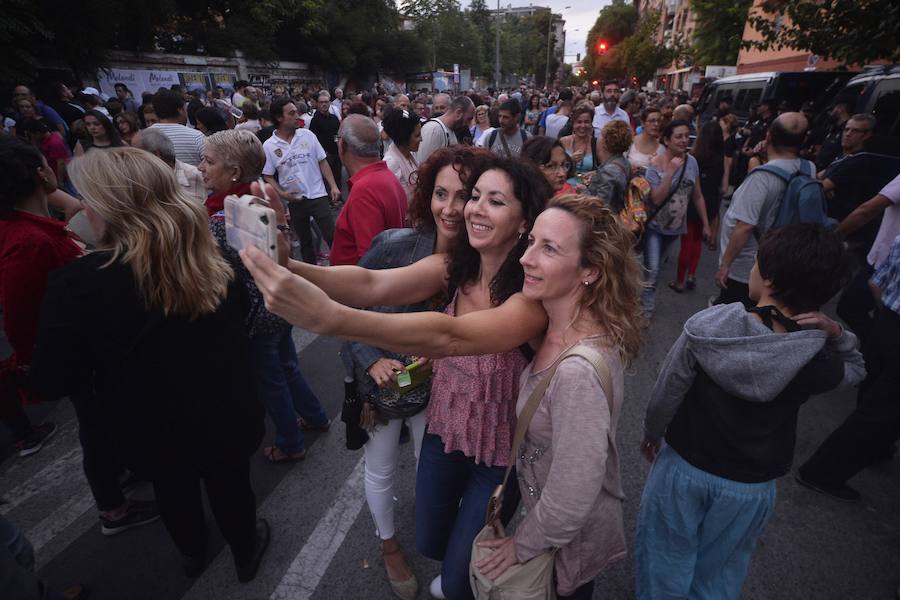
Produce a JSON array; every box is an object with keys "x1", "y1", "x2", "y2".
[{"x1": 309, "y1": 90, "x2": 342, "y2": 200}]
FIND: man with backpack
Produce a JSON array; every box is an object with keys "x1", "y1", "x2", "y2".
[
  {"x1": 416, "y1": 95, "x2": 474, "y2": 164},
  {"x1": 715, "y1": 112, "x2": 825, "y2": 307},
  {"x1": 479, "y1": 99, "x2": 531, "y2": 159}
]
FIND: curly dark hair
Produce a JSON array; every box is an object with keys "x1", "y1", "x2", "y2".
[
  {"x1": 447, "y1": 156, "x2": 552, "y2": 305},
  {"x1": 407, "y1": 146, "x2": 491, "y2": 232}
]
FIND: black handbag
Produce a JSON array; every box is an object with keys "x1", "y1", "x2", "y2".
[{"x1": 340, "y1": 379, "x2": 369, "y2": 450}]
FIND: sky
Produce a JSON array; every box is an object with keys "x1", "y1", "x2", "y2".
[{"x1": 465, "y1": 0, "x2": 609, "y2": 63}]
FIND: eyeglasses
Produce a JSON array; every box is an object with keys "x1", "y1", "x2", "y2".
[{"x1": 542, "y1": 161, "x2": 572, "y2": 172}]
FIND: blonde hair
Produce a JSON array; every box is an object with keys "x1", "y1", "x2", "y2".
[
  {"x1": 547, "y1": 193, "x2": 646, "y2": 361},
  {"x1": 68, "y1": 147, "x2": 234, "y2": 319},
  {"x1": 204, "y1": 129, "x2": 266, "y2": 183}
]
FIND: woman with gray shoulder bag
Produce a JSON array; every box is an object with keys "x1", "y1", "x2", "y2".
[{"x1": 470, "y1": 194, "x2": 645, "y2": 599}]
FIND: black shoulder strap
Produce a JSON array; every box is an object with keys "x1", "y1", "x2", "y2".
[
  {"x1": 489, "y1": 129, "x2": 498, "y2": 148},
  {"x1": 520, "y1": 129, "x2": 527, "y2": 144},
  {"x1": 591, "y1": 135, "x2": 598, "y2": 170},
  {"x1": 747, "y1": 305, "x2": 801, "y2": 332}
]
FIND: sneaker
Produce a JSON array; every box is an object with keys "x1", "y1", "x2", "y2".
[
  {"x1": 429, "y1": 574, "x2": 445, "y2": 599},
  {"x1": 794, "y1": 472, "x2": 861, "y2": 503},
  {"x1": 17, "y1": 422, "x2": 59, "y2": 457},
  {"x1": 100, "y1": 499, "x2": 161, "y2": 535}
]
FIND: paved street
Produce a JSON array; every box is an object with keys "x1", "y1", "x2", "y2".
[{"x1": 2, "y1": 247, "x2": 899, "y2": 600}]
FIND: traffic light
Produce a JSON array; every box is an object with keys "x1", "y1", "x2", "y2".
[{"x1": 596, "y1": 40, "x2": 608, "y2": 54}]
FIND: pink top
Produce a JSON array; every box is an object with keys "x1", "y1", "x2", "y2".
[{"x1": 426, "y1": 293, "x2": 529, "y2": 467}]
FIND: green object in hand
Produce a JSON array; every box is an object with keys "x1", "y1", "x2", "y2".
[{"x1": 390, "y1": 361, "x2": 428, "y2": 395}]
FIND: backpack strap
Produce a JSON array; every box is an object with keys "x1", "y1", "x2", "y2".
[
  {"x1": 488, "y1": 129, "x2": 498, "y2": 149},
  {"x1": 427, "y1": 118, "x2": 451, "y2": 147},
  {"x1": 520, "y1": 129, "x2": 527, "y2": 145}
]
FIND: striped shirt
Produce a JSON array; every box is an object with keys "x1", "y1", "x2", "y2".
[
  {"x1": 871, "y1": 234, "x2": 900, "y2": 316},
  {"x1": 149, "y1": 123, "x2": 205, "y2": 166}
]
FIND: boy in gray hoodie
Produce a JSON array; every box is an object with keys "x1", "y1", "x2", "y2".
[{"x1": 634, "y1": 224, "x2": 866, "y2": 600}]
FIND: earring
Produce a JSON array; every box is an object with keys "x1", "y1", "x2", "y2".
[
  {"x1": 231, "y1": 177, "x2": 238, "y2": 182},
  {"x1": 583, "y1": 280, "x2": 590, "y2": 286}
]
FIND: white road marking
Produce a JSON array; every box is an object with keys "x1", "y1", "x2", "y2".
[
  {"x1": 1, "y1": 448, "x2": 84, "y2": 515},
  {"x1": 269, "y1": 456, "x2": 366, "y2": 600},
  {"x1": 28, "y1": 481, "x2": 97, "y2": 568}
]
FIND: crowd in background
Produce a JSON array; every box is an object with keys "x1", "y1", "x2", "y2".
[{"x1": 1, "y1": 74, "x2": 899, "y2": 600}]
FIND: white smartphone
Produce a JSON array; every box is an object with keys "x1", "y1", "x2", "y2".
[{"x1": 224, "y1": 194, "x2": 278, "y2": 259}]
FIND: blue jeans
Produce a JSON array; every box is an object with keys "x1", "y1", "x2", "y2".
[
  {"x1": 416, "y1": 432, "x2": 520, "y2": 600},
  {"x1": 0, "y1": 515, "x2": 64, "y2": 599},
  {"x1": 634, "y1": 446, "x2": 776, "y2": 600},
  {"x1": 250, "y1": 328, "x2": 328, "y2": 454},
  {"x1": 641, "y1": 229, "x2": 680, "y2": 317}
]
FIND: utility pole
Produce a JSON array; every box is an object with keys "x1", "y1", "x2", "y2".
[{"x1": 494, "y1": 0, "x2": 500, "y2": 88}]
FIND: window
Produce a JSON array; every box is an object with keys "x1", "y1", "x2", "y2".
[{"x1": 871, "y1": 79, "x2": 900, "y2": 136}]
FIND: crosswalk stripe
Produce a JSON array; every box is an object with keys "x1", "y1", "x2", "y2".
[
  {"x1": 28, "y1": 481, "x2": 96, "y2": 569},
  {"x1": 269, "y1": 456, "x2": 367, "y2": 600},
  {"x1": 1, "y1": 447, "x2": 84, "y2": 515}
]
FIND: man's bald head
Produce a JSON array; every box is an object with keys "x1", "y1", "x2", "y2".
[
  {"x1": 338, "y1": 114, "x2": 381, "y2": 158},
  {"x1": 432, "y1": 93, "x2": 450, "y2": 117},
  {"x1": 396, "y1": 94, "x2": 410, "y2": 110},
  {"x1": 673, "y1": 104, "x2": 694, "y2": 121},
  {"x1": 767, "y1": 112, "x2": 808, "y2": 154}
]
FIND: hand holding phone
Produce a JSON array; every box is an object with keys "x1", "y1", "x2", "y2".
[{"x1": 224, "y1": 194, "x2": 278, "y2": 259}]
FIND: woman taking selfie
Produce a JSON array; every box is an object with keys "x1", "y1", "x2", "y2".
[
  {"x1": 559, "y1": 103, "x2": 597, "y2": 187},
  {"x1": 242, "y1": 192, "x2": 645, "y2": 598},
  {"x1": 33, "y1": 147, "x2": 269, "y2": 582},
  {"x1": 244, "y1": 155, "x2": 552, "y2": 600}
]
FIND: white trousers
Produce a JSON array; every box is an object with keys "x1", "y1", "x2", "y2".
[{"x1": 363, "y1": 411, "x2": 426, "y2": 540}]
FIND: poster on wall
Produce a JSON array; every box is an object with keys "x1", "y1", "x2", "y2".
[
  {"x1": 97, "y1": 68, "x2": 181, "y2": 100},
  {"x1": 179, "y1": 72, "x2": 212, "y2": 93}
]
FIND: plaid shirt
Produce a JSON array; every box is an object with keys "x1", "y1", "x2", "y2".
[{"x1": 871, "y1": 234, "x2": 900, "y2": 316}]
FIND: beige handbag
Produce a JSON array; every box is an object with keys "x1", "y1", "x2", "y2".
[{"x1": 469, "y1": 345, "x2": 613, "y2": 600}]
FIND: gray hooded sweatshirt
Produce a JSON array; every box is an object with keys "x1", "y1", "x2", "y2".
[{"x1": 644, "y1": 303, "x2": 865, "y2": 482}]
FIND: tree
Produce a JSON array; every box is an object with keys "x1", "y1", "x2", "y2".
[
  {"x1": 619, "y1": 11, "x2": 679, "y2": 82},
  {"x1": 582, "y1": 0, "x2": 639, "y2": 83},
  {"x1": 690, "y1": 0, "x2": 754, "y2": 65},
  {"x1": 744, "y1": 0, "x2": 900, "y2": 66}
]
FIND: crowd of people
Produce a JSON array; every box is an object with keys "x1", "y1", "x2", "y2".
[{"x1": 1, "y1": 75, "x2": 898, "y2": 600}]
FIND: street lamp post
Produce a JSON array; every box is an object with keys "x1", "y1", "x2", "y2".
[{"x1": 545, "y1": 6, "x2": 569, "y2": 89}]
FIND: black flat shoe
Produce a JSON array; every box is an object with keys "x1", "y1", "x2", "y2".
[
  {"x1": 794, "y1": 472, "x2": 861, "y2": 503},
  {"x1": 236, "y1": 519, "x2": 270, "y2": 583}
]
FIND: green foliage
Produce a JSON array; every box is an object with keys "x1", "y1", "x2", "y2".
[
  {"x1": 690, "y1": 0, "x2": 753, "y2": 65},
  {"x1": 582, "y1": 0, "x2": 639, "y2": 81},
  {"x1": 619, "y1": 11, "x2": 679, "y2": 82},
  {"x1": 745, "y1": 0, "x2": 900, "y2": 66}
]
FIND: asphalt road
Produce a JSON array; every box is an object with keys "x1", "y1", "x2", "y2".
[{"x1": 2, "y1": 244, "x2": 898, "y2": 600}]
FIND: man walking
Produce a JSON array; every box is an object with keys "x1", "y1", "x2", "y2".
[
  {"x1": 715, "y1": 112, "x2": 813, "y2": 307},
  {"x1": 593, "y1": 80, "x2": 629, "y2": 139},
  {"x1": 309, "y1": 91, "x2": 343, "y2": 200},
  {"x1": 416, "y1": 95, "x2": 474, "y2": 163},
  {"x1": 263, "y1": 97, "x2": 341, "y2": 264},
  {"x1": 330, "y1": 115, "x2": 408, "y2": 266},
  {"x1": 479, "y1": 99, "x2": 531, "y2": 158},
  {"x1": 138, "y1": 89, "x2": 206, "y2": 166}
]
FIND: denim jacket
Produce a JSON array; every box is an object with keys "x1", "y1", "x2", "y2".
[
  {"x1": 345, "y1": 228, "x2": 439, "y2": 374},
  {"x1": 588, "y1": 154, "x2": 631, "y2": 213}
]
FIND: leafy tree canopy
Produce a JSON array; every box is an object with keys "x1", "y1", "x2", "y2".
[{"x1": 690, "y1": 0, "x2": 754, "y2": 65}]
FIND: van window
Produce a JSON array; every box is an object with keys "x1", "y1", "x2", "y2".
[
  {"x1": 745, "y1": 87, "x2": 763, "y2": 108},
  {"x1": 871, "y1": 78, "x2": 900, "y2": 136}
]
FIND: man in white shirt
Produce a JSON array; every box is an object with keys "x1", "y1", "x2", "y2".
[
  {"x1": 330, "y1": 88, "x2": 344, "y2": 121},
  {"x1": 593, "y1": 80, "x2": 629, "y2": 139},
  {"x1": 131, "y1": 89, "x2": 206, "y2": 166},
  {"x1": 262, "y1": 97, "x2": 341, "y2": 264},
  {"x1": 416, "y1": 95, "x2": 475, "y2": 163}
]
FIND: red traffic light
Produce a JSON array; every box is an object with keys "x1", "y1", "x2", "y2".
[{"x1": 596, "y1": 41, "x2": 608, "y2": 54}]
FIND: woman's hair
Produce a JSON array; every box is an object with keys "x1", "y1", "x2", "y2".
[
  {"x1": 692, "y1": 120, "x2": 724, "y2": 166},
  {"x1": 67, "y1": 147, "x2": 234, "y2": 318},
  {"x1": 382, "y1": 106, "x2": 422, "y2": 147},
  {"x1": 528, "y1": 94, "x2": 540, "y2": 110},
  {"x1": 204, "y1": 129, "x2": 266, "y2": 182},
  {"x1": 346, "y1": 101, "x2": 370, "y2": 116},
  {"x1": 84, "y1": 109, "x2": 124, "y2": 147},
  {"x1": 195, "y1": 108, "x2": 228, "y2": 134},
  {"x1": 640, "y1": 106, "x2": 661, "y2": 123},
  {"x1": 408, "y1": 145, "x2": 490, "y2": 231},
  {"x1": 474, "y1": 105, "x2": 490, "y2": 121},
  {"x1": 114, "y1": 111, "x2": 140, "y2": 135},
  {"x1": 719, "y1": 113, "x2": 738, "y2": 135},
  {"x1": 601, "y1": 120, "x2": 633, "y2": 155},
  {"x1": 448, "y1": 156, "x2": 552, "y2": 305},
  {"x1": 521, "y1": 135, "x2": 565, "y2": 166},
  {"x1": 757, "y1": 224, "x2": 850, "y2": 314},
  {"x1": 240, "y1": 100, "x2": 260, "y2": 120},
  {"x1": 546, "y1": 194, "x2": 646, "y2": 360},
  {"x1": 571, "y1": 102, "x2": 595, "y2": 126},
  {"x1": 660, "y1": 119, "x2": 691, "y2": 147},
  {"x1": 0, "y1": 136, "x2": 45, "y2": 219}
]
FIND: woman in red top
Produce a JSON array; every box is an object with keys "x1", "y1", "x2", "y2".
[{"x1": 0, "y1": 136, "x2": 80, "y2": 454}]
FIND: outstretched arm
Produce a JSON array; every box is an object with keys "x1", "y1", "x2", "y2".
[{"x1": 242, "y1": 246, "x2": 547, "y2": 357}]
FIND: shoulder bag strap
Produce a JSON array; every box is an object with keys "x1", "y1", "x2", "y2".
[
  {"x1": 495, "y1": 346, "x2": 614, "y2": 497},
  {"x1": 644, "y1": 157, "x2": 687, "y2": 229},
  {"x1": 499, "y1": 130, "x2": 513, "y2": 158}
]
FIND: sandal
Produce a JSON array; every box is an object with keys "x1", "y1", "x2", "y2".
[
  {"x1": 263, "y1": 446, "x2": 306, "y2": 464},
  {"x1": 383, "y1": 543, "x2": 418, "y2": 600},
  {"x1": 686, "y1": 276, "x2": 696, "y2": 290},
  {"x1": 668, "y1": 282, "x2": 684, "y2": 294}
]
